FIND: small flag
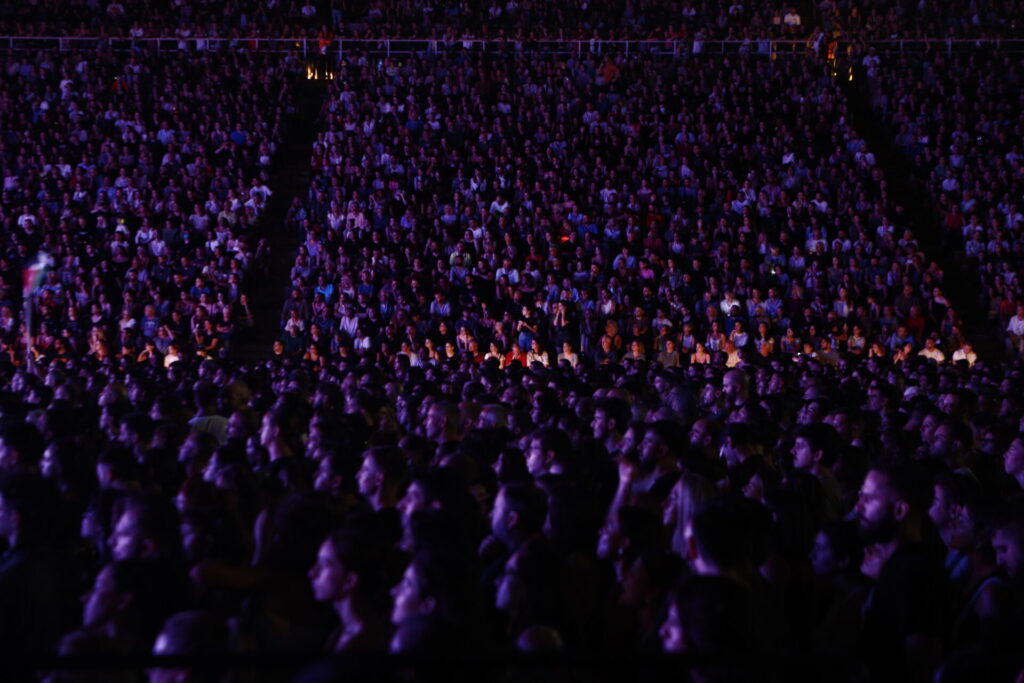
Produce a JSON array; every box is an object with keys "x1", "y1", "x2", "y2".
[{"x1": 22, "y1": 252, "x2": 53, "y2": 298}]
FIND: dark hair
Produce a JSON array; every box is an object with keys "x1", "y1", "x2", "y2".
[
  {"x1": 155, "y1": 611, "x2": 228, "y2": 683},
  {"x1": 794, "y1": 423, "x2": 842, "y2": 467},
  {"x1": 121, "y1": 495, "x2": 183, "y2": 561},
  {"x1": 531, "y1": 426, "x2": 573, "y2": 462},
  {"x1": 409, "y1": 467, "x2": 474, "y2": 513},
  {"x1": 324, "y1": 529, "x2": 388, "y2": 603},
  {"x1": 616, "y1": 505, "x2": 663, "y2": 557},
  {"x1": 593, "y1": 397, "x2": 630, "y2": 433},
  {"x1": 645, "y1": 419, "x2": 687, "y2": 455},
  {"x1": 870, "y1": 458, "x2": 931, "y2": 515},
  {"x1": 98, "y1": 445, "x2": 140, "y2": 485},
  {"x1": 320, "y1": 448, "x2": 361, "y2": 494},
  {"x1": 431, "y1": 400, "x2": 460, "y2": 428},
  {"x1": 120, "y1": 413, "x2": 156, "y2": 445},
  {"x1": 500, "y1": 482, "x2": 548, "y2": 536},
  {"x1": 502, "y1": 537, "x2": 563, "y2": 636},
  {"x1": 818, "y1": 519, "x2": 864, "y2": 573},
  {"x1": 365, "y1": 446, "x2": 407, "y2": 486},
  {"x1": 668, "y1": 574, "x2": 757, "y2": 655},
  {"x1": 407, "y1": 510, "x2": 480, "y2": 623},
  {"x1": 495, "y1": 447, "x2": 530, "y2": 485},
  {"x1": 0, "y1": 471, "x2": 60, "y2": 542},
  {"x1": 541, "y1": 479, "x2": 599, "y2": 555},
  {"x1": 264, "y1": 494, "x2": 339, "y2": 570},
  {"x1": 691, "y1": 496, "x2": 769, "y2": 573},
  {"x1": 265, "y1": 455, "x2": 315, "y2": 495},
  {"x1": 45, "y1": 436, "x2": 97, "y2": 497},
  {"x1": 106, "y1": 560, "x2": 187, "y2": 644},
  {"x1": 0, "y1": 420, "x2": 44, "y2": 469},
  {"x1": 720, "y1": 422, "x2": 761, "y2": 453}
]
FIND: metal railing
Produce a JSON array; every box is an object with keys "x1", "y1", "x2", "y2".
[{"x1": 1, "y1": 35, "x2": 1023, "y2": 58}]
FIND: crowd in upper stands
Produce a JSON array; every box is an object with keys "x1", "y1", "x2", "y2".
[
  {"x1": 0, "y1": 3, "x2": 1022, "y2": 683},
  {"x1": 282, "y1": 49, "x2": 969, "y2": 374},
  {"x1": 863, "y1": 50, "x2": 1024, "y2": 359},
  {"x1": 0, "y1": 0, "x2": 1021, "y2": 41},
  {"x1": 0, "y1": 48, "x2": 297, "y2": 368}
]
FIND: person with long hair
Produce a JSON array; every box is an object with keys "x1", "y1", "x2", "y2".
[
  {"x1": 662, "y1": 473, "x2": 719, "y2": 558},
  {"x1": 309, "y1": 530, "x2": 391, "y2": 652}
]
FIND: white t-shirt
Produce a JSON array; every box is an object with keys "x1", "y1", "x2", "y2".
[{"x1": 951, "y1": 349, "x2": 976, "y2": 367}]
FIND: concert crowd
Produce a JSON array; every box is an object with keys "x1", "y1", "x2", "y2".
[{"x1": 0, "y1": 3, "x2": 1023, "y2": 683}]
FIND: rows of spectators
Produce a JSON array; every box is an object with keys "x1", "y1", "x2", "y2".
[
  {"x1": 2, "y1": 0, "x2": 1022, "y2": 43},
  {"x1": 279, "y1": 50, "x2": 971, "y2": 375},
  {"x1": 0, "y1": 25, "x2": 1022, "y2": 683},
  {"x1": 820, "y1": 0, "x2": 1024, "y2": 41},
  {"x1": 0, "y1": 48, "x2": 299, "y2": 370},
  {"x1": 863, "y1": 49, "x2": 1024, "y2": 358},
  {"x1": 0, "y1": 0, "x2": 808, "y2": 42},
  {"x1": 2, "y1": 324, "x2": 1024, "y2": 681}
]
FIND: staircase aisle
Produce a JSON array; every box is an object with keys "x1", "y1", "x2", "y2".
[{"x1": 234, "y1": 78, "x2": 325, "y2": 364}]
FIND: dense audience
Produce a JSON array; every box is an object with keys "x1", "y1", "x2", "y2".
[
  {"x1": 3, "y1": 316, "x2": 1024, "y2": 681},
  {"x1": 0, "y1": 13, "x2": 1024, "y2": 683},
  {"x1": 0, "y1": 48, "x2": 298, "y2": 368},
  {"x1": 863, "y1": 49, "x2": 1024, "y2": 359},
  {"x1": 0, "y1": 0, "x2": 808, "y2": 42},
  {"x1": 2, "y1": 0, "x2": 1021, "y2": 43},
  {"x1": 286, "y1": 50, "x2": 967, "y2": 373},
  {"x1": 820, "y1": 0, "x2": 1024, "y2": 40}
]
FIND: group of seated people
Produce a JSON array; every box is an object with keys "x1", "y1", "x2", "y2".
[
  {"x1": 0, "y1": 6, "x2": 1023, "y2": 683},
  {"x1": 275, "y1": 49, "x2": 975, "y2": 379},
  {"x1": 0, "y1": 0, "x2": 810, "y2": 43},
  {"x1": 1, "y1": 0, "x2": 1021, "y2": 43},
  {"x1": 1, "y1": 329, "x2": 1024, "y2": 682},
  {"x1": 0, "y1": 48, "x2": 298, "y2": 370},
  {"x1": 820, "y1": 0, "x2": 1024, "y2": 40},
  {"x1": 864, "y1": 49, "x2": 1024, "y2": 360}
]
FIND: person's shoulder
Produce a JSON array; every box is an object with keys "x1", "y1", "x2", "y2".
[{"x1": 885, "y1": 541, "x2": 945, "y2": 579}]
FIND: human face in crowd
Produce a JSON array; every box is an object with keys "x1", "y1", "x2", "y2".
[
  {"x1": 992, "y1": 527, "x2": 1024, "y2": 579},
  {"x1": 227, "y1": 411, "x2": 251, "y2": 442},
  {"x1": 82, "y1": 564, "x2": 121, "y2": 628},
  {"x1": 424, "y1": 404, "x2": 447, "y2": 442},
  {"x1": 721, "y1": 371, "x2": 744, "y2": 403},
  {"x1": 309, "y1": 540, "x2": 347, "y2": 603},
  {"x1": 526, "y1": 438, "x2": 548, "y2": 477},
  {"x1": 356, "y1": 454, "x2": 381, "y2": 498},
  {"x1": 9, "y1": 36, "x2": 1024, "y2": 683},
  {"x1": 809, "y1": 531, "x2": 839, "y2": 577},
  {"x1": 639, "y1": 430, "x2": 666, "y2": 467},
  {"x1": 689, "y1": 419, "x2": 712, "y2": 452},
  {"x1": 397, "y1": 481, "x2": 426, "y2": 523},
  {"x1": 40, "y1": 443, "x2": 61, "y2": 479},
  {"x1": 258, "y1": 413, "x2": 277, "y2": 449},
  {"x1": 591, "y1": 409, "x2": 612, "y2": 441},
  {"x1": 659, "y1": 602, "x2": 685, "y2": 653},
  {"x1": 1004, "y1": 438, "x2": 1024, "y2": 477},
  {"x1": 391, "y1": 563, "x2": 427, "y2": 625},
  {"x1": 108, "y1": 508, "x2": 145, "y2": 561},
  {"x1": 490, "y1": 488, "x2": 511, "y2": 542},
  {"x1": 854, "y1": 470, "x2": 902, "y2": 541},
  {"x1": 718, "y1": 437, "x2": 744, "y2": 469}
]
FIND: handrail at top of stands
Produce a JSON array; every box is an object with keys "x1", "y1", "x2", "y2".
[{"x1": 0, "y1": 36, "x2": 1023, "y2": 56}]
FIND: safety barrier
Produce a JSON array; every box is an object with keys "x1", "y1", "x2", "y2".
[{"x1": 2, "y1": 35, "x2": 1023, "y2": 57}]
